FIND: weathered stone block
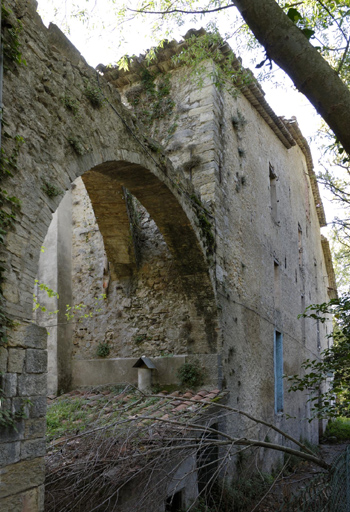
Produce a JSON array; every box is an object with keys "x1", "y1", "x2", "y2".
[
  {"x1": 8, "y1": 349, "x2": 25, "y2": 373},
  {"x1": 0, "y1": 485, "x2": 44, "y2": 512},
  {"x1": 0, "y1": 457, "x2": 45, "y2": 499},
  {"x1": 24, "y1": 418, "x2": 46, "y2": 440},
  {"x1": 7, "y1": 323, "x2": 47, "y2": 350},
  {"x1": 25, "y1": 349, "x2": 47, "y2": 374},
  {"x1": 18, "y1": 374, "x2": 47, "y2": 397},
  {"x1": 0, "y1": 442, "x2": 20, "y2": 468},
  {"x1": 28, "y1": 396, "x2": 46, "y2": 419},
  {"x1": 0, "y1": 421, "x2": 24, "y2": 444},
  {"x1": 188, "y1": 105, "x2": 213, "y2": 117},
  {"x1": 25, "y1": 324, "x2": 47, "y2": 350},
  {"x1": 0, "y1": 347, "x2": 8, "y2": 373},
  {"x1": 20, "y1": 439, "x2": 46, "y2": 460},
  {"x1": 2, "y1": 373, "x2": 17, "y2": 397}
]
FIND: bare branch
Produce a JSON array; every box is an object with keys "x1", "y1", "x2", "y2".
[{"x1": 127, "y1": 4, "x2": 236, "y2": 16}]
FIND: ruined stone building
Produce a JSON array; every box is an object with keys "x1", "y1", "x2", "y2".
[{"x1": 0, "y1": 0, "x2": 336, "y2": 510}]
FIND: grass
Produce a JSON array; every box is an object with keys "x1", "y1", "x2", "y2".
[
  {"x1": 46, "y1": 388, "x2": 160, "y2": 443},
  {"x1": 46, "y1": 397, "x2": 89, "y2": 441},
  {"x1": 324, "y1": 417, "x2": 350, "y2": 441}
]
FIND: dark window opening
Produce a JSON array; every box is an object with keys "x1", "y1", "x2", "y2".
[
  {"x1": 197, "y1": 424, "x2": 219, "y2": 495},
  {"x1": 298, "y1": 223, "x2": 303, "y2": 266},
  {"x1": 274, "y1": 260, "x2": 281, "y2": 310},
  {"x1": 274, "y1": 331, "x2": 284, "y2": 413},
  {"x1": 269, "y1": 163, "x2": 278, "y2": 221},
  {"x1": 165, "y1": 490, "x2": 183, "y2": 512}
]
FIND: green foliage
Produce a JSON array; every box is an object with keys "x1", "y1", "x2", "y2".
[
  {"x1": 33, "y1": 280, "x2": 106, "y2": 323},
  {"x1": 177, "y1": 360, "x2": 204, "y2": 388},
  {"x1": 84, "y1": 81, "x2": 104, "y2": 108},
  {"x1": 46, "y1": 396, "x2": 89, "y2": 441},
  {"x1": 96, "y1": 342, "x2": 110, "y2": 358},
  {"x1": 0, "y1": 126, "x2": 24, "y2": 345},
  {"x1": 68, "y1": 136, "x2": 87, "y2": 155},
  {"x1": 324, "y1": 417, "x2": 350, "y2": 441},
  {"x1": 287, "y1": 294, "x2": 350, "y2": 419},
  {"x1": 125, "y1": 70, "x2": 176, "y2": 132},
  {"x1": 41, "y1": 180, "x2": 63, "y2": 198},
  {"x1": 231, "y1": 110, "x2": 246, "y2": 130},
  {"x1": 62, "y1": 95, "x2": 80, "y2": 116},
  {"x1": 1, "y1": 5, "x2": 26, "y2": 69},
  {"x1": 133, "y1": 333, "x2": 148, "y2": 344},
  {"x1": 0, "y1": 377, "x2": 31, "y2": 430}
]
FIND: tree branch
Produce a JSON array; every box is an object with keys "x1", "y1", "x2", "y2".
[{"x1": 127, "y1": 5, "x2": 236, "y2": 16}]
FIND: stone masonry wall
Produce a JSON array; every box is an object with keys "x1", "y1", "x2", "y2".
[
  {"x1": 0, "y1": 2, "x2": 337, "y2": 508},
  {"x1": 106, "y1": 46, "x2": 335, "y2": 472},
  {"x1": 70, "y1": 177, "x2": 210, "y2": 360},
  {"x1": 0, "y1": 2, "x2": 216, "y2": 510}
]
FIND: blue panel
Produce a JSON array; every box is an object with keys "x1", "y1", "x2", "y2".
[{"x1": 274, "y1": 331, "x2": 284, "y2": 413}]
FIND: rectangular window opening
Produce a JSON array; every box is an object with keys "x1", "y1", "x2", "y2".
[
  {"x1": 165, "y1": 490, "x2": 183, "y2": 512},
  {"x1": 274, "y1": 261, "x2": 281, "y2": 310},
  {"x1": 298, "y1": 223, "x2": 303, "y2": 266},
  {"x1": 274, "y1": 331, "x2": 284, "y2": 414},
  {"x1": 269, "y1": 163, "x2": 278, "y2": 221}
]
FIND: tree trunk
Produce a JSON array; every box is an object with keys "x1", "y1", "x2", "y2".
[{"x1": 233, "y1": 0, "x2": 350, "y2": 155}]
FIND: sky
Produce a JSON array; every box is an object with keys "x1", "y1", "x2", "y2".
[{"x1": 35, "y1": 0, "x2": 337, "y2": 229}]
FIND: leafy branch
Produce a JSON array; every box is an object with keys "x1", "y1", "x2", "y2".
[{"x1": 287, "y1": 295, "x2": 350, "y2": 419}]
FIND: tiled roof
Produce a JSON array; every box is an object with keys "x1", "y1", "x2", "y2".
[
  {"x1": 45, "y1": 386, "x2": 227, "y2": 510},
  {"x1": 47, "y1": 386, "x2": 226, "y2": 446}
]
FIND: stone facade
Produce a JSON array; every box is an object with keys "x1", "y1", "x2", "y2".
[{"x1": 0, "y1": 1, "x2": 336, "y2": 510}]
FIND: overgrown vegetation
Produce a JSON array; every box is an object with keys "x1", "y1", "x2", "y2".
[
  {"x1": 324, "y1": 417, "x2": 350, "y2": 441},
  {"x1": 190, "y1": 474, "x2": 274, "y2": 512},
  {"x1": 1, "y1": 4, "x2": 26, "y2": 69},
  {"x1": 68, "y1": 135, "x2": 88, "y2": 155},
  {"x1": 84, "y1": 80, "x2": 104, "y2": 108},
  {"x1": 62, "y1": 95, "x2": 80, "y2": 116},
  {"x1": 96, "y1": 341, "x2": 110, "y2": 357},
  {"x1": 47, "y1": 396, "x2": 90, "y2": 441},
  {"x1": 177, "y1": 360, "x2": 204, "y2": 388},
  {"x1": 41, "y1": 180, "x2": 63, "y2": 198},
  {"x1": 125, "y1": 69, "x2": 177, "y2": 139},
  {"x1": 0, "y1": 129, "x2": 24, "y2": 345},
  {"x1": 287, "y1": 295, "x2": 350, "y2": 419},
  {"x1": 45, "y1": 388, "x2": 329, "y2": 511}
]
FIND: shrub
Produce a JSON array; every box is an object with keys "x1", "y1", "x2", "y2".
[
  {"x1": 97, "y1": 342, "x2": 110, "y2": 358},
  {"x1": 324, "y1": 417, "x2": 350, "y2": 441},
  {"x1": 177, "y1": 361, "x2": 204, "y2": 388}
]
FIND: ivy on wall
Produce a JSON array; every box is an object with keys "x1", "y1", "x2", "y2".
[
  {"x1": 0, "y1": 4, "x2": 26, "y2": 345},
  {"x1": 125, "y1": 70, "x2": 177, "y2": 141}
]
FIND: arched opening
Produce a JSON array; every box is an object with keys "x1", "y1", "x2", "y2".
[{"x1": 34, "y1": 158, "x2": 219, "y2": 395}]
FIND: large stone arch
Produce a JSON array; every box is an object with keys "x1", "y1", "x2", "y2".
[
  {"x1": 82, "y1": 150, "x2": 214, "y2": 281},
  {"x1": 32, "y1": 146, "x2": 219, "y2": 393},
  {"x1": 0, "y1": 3, "x2": 219, "y2": 508}
]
